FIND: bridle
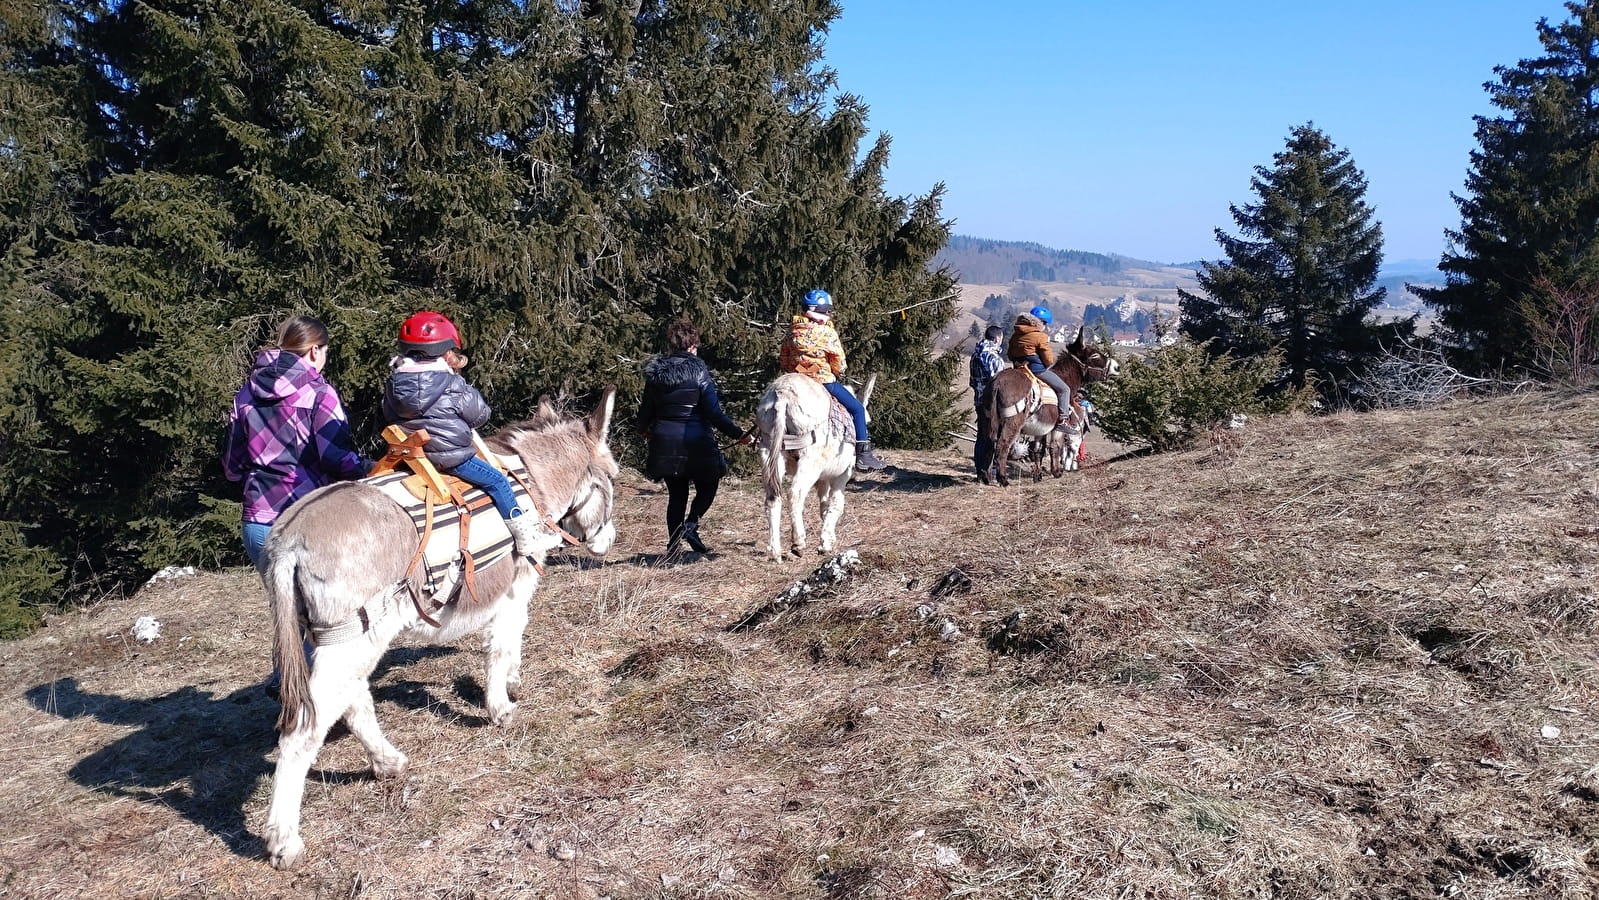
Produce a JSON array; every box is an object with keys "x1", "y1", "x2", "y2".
[{"x1": 1063, "y1": 346, "x2": 1112, "y2": 380}]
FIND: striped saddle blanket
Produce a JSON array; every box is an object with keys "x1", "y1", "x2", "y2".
[{"x1": 366, "y1": 459, "x2": 529, "y2": 605}]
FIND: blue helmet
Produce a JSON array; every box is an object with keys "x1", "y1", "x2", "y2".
[
  {"x1": 1029, "y1": 305, "x2": 1053, "y2": 325},
  {"x1": 803, "y1": 289, "x2": 834, "y2": 313}
]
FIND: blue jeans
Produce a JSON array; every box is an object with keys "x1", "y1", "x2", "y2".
[
  {"x1": 448, "y1": 456, "x2": 522, "y2": 519},
  {"x1": 243, "y1": 521, "x2": 272, "y2": 574},
  {"x1": 1029, "y1": 363, "x2": 1071, "y2": 407},
  {"x1": 973, "y1": 395, "x2": 995, "y2": 476},
  {"x1": 824, "y1": 381, "x2": 869, "y2": 442}
]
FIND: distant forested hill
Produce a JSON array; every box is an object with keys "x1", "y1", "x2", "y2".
[{"x1": 936, "y1": 235, "x2": 1132, "y2": 283}]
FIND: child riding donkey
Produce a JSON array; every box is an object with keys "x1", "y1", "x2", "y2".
[
  {"x1": 382, "y1": 311, "x2": 544, "y2": 556},
  {"x1": 779, "y1": 289, "x2": 887, "y2": 472}
]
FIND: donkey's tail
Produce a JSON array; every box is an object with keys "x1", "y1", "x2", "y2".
[
  {"x1": 266, "y1": 539, "x2": 311, "y2": 735},
  {"x1": 762, "y1": 393, "x2": 787, "y2": 502}
]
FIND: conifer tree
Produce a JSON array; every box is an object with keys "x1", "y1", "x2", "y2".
[
  {"x1": 1420, "y1": 1, "x2": 1599, "y2": 375},
  {"x1": 0, "y1": 0, "x2": 959, "y2": 624},
  {"x1": 1179, "y1": 124, "x2": 1397, "y2": 399}
]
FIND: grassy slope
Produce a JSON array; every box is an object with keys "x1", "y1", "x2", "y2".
[{"x1": 1, "y1": 391, "x2": 1597, "y2": 898}]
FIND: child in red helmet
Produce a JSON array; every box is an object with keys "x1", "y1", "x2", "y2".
[{"x1": 383, "y1": 311, "x2": 542, "y2": 556}]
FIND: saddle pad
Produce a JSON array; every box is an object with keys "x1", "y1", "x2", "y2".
[
  {"x1": 783, "y1": 397, "x2": 855, "y2": 450},
  {"x1": 1001, "y1": 371, "x2": 1059, "y2": 420},
  {"x1": 366, "y1": 459, "x2": 528, "y2": 602},
  {"x1": 828, "y1": 398, "x2": 855, "y2": 444}
]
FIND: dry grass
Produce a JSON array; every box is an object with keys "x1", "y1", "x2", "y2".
[{"x1": 2, "y1": 390, "x2": 1598, "y2": 898}]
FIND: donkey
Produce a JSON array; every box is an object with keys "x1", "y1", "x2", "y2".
[
  {"x1": 983, "y1": 327, "x2": 1117, "y2": 487},
  {"x1": 260, "y1": 390, "x2": 620, "y2": 870},
  {"x1": 757, "y1": 373, "x2": 876, "y2": 560},
  {"x1": 1011, "y1": 396, "x2": 1089, "y2": 481}
]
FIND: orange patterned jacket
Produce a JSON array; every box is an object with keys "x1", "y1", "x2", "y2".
[{"x1": 779, "y1": 315, "x2": 846, "y2": 384}]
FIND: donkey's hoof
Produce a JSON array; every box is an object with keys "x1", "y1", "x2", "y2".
[
  {"x1": 265, "y1": 830, "x2": 305, "y2": 870},
  {"x1": 506, "y1": 680, "x2": 523, "y2": 703},
  {"x1": 372, "y1": 752, "x2": 408, "y2": 780},
  {"x1": 488, "y1": 703, "x2": 517, "y2": 727}
]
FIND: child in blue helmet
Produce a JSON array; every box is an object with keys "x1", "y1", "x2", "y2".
[
  {"x1": 779, "y1": 289, "x2": 887, "y2": 471},
  {"x1": 1007, "y1": 305, "x2": 1073, "y2": 409}
]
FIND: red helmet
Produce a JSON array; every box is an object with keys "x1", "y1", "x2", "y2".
[{"x1": 398, "y1": 311, "x2": 461, "y2": 356}]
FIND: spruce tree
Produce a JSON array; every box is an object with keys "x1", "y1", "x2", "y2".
[
  {"x1": 1179, "y1": 124, "x2": 1397, "y2": 399},
  {"x1": 0, "y1": 0, "x2": 960, "y2": 624},
  {"x1": 1420, "y1": 1, "x2": 1599, "y2": 375}
]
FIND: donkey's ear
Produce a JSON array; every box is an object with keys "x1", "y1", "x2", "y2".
[
  {"x1": 589, "y1": 386, "x2": 617, "y2": 444},
  {"x1": 1071, "y1": 325, "x2": 1085, "y2": 348}
]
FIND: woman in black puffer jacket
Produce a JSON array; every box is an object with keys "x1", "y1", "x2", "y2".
[{"x1": 638, "y1": 319, "x2": 752, "y2": 555}]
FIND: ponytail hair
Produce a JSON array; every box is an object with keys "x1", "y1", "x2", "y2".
[{"x1": 275, "y1": 315, "x2": 329, "y2": 357}]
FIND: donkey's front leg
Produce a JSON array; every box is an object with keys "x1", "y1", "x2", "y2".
[
  {"x1": 482, "y1": 564, "x2": 535, "y2": 725},
  {"x1": 817, "y1": 478, "x2": 846, "y2": 554},
  {"x1": 342, "y1": 678, "x2": 408, "y2": 780}
]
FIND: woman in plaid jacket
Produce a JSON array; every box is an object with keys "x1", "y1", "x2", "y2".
[{"x1": 224, "y1": 315, "x2": 371, "y2": 571}]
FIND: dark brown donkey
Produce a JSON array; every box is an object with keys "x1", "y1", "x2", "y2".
[{"x1": 980, "y1": 327, "x2": 1117, "y2": 486}]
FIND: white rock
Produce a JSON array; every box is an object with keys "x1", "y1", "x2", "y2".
[
  {"x1": 1541, "y1": 724, "x2": 1562, "y2": 740},
  {"x1": 130, "y1": 616, "x2": 161, "y2": 643},
  {"x1": 148, "y1": 565, "x2": 196, "y2": 582}
]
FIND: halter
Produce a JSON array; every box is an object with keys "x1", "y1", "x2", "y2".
[{"x1": 1063, "y1": 345, "x2": 1111, "y2": 380}]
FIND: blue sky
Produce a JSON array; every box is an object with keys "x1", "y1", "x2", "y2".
[{"x1": 823, "y1": 1, "x2": 1562, "y2": 267}]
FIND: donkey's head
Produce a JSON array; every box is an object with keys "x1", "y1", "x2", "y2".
[
  {"x1": 559, "y1": 388, "x2": 620, "y2": 556},
  {"x1": 495, "y1": 388, "x2": 620, "y2": 557},
  {"x1": 1066, "y1": 327, "x2": 1120, "y2": 382}
]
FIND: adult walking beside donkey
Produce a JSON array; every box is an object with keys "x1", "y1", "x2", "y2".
[{"x1": 638, "y1": 319, "x2": 753, "y2": 555}]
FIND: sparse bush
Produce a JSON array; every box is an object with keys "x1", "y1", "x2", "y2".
[
  {"x1": 0, "y1": 521, "x2": 61, "y2": 638},
  {"x1": 1093, "y1": 338, "x2": 1310, "y2": 452}
]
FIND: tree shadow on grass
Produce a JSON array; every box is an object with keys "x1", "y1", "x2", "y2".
[
  {"x1": 850, "y1": 465, "x2": 962, "y2": 493},
  {"x1": 25, "y1": 644, "x2": 473, "y2": 859},
  {"x1": 26, "y1": 676, "x2": 279, "y2": 857}
]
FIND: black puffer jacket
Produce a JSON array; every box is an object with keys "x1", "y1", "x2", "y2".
[
  {"x1": 638, "y1": 352, "x2": 743, "y2": 480},
  {"x1": 382, "y1": 360, "x2": 492, "y2": 469}
]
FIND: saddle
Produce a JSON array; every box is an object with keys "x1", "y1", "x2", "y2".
[
  {"x1": 365, "y1": 426, "x2": 525, "y2": 620},
  {"x1": 779, "y1": 392, "x2": 855, "y2": 450},
  {"x1": 1015, "y1": 365, "x2": 1062, "y2": 409},
  {"x1": 998, "y1": 365, "x2": 1063, "y2": 422}
]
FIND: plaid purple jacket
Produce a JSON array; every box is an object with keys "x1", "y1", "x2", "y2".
[{"x1": 224, "y1": 349, "x2": 370, "y2": 524}]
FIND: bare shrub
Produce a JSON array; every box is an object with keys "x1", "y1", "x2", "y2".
[{"x1": 1523, "y1": 275, "x2": 1599, "y2": 385}]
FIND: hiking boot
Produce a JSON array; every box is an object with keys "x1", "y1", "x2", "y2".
[
  {"x1": 682, "y1": 521, "x2": 710, "y2": 554},
  {"x1": 854, "y1": 441, "x2": 887, "y2": 472},
  {"x1": 505, "y1": 514, "x2": 541, "y2": 557}
]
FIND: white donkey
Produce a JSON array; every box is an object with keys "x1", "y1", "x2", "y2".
[
  {"x1": 261, "y1": 390, "x2": 620, "y2": 870},
  {"x1": 757, "y1": 373, "x2": 875, "y2": 560}
]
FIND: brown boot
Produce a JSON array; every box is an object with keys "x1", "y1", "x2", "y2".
[{"x1": 854, "y1": 441, "x2": 887, "y2": 472}]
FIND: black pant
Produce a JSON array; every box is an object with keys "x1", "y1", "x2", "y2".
[
  {"x1": 664, "y1": 473, "x2": 721, "y2": 541},
  {"x1": 972, "y1": 394, "x2": 995, "y2": 475}
]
